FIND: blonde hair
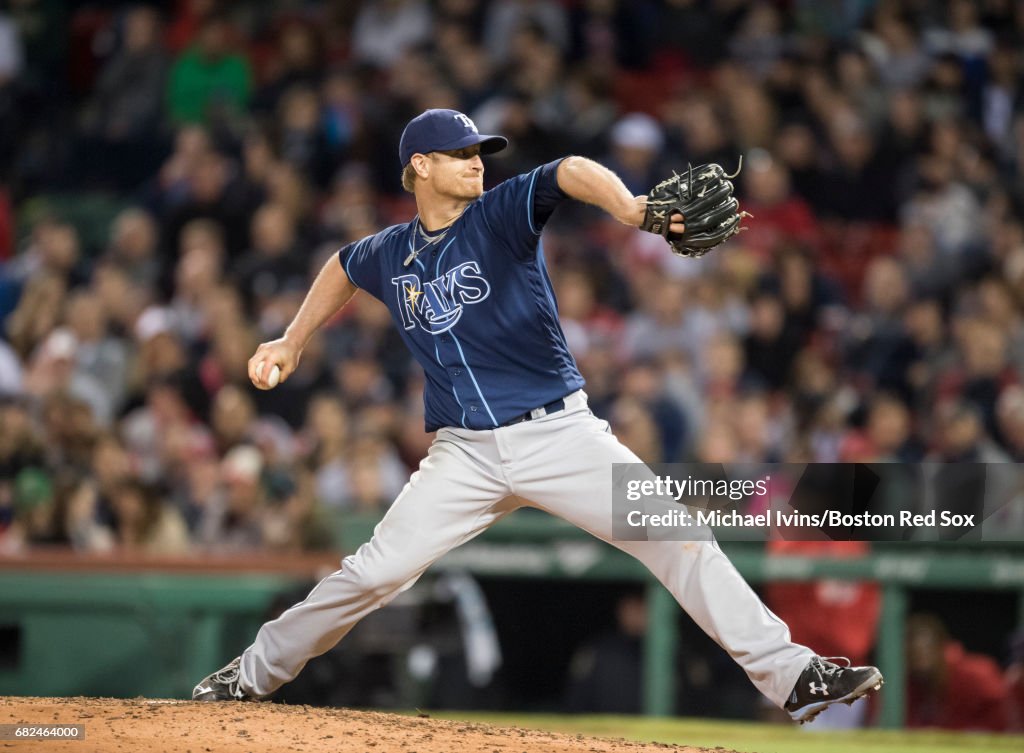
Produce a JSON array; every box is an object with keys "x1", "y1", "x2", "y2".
[
  {"x1": 401, "y1": 153, "x2": 438, "y2": 193},
  {"x1": 401, "y1": 163, "x2": 417, "y2": 193}
]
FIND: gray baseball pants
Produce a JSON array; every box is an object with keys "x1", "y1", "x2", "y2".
[{"x1": 238, "y1": 391, "x2": 813, "y2": 707}]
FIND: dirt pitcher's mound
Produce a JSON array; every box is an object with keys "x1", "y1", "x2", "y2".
[{"x1": 0, "y1": 697, "x2": 738, "y2": 753}]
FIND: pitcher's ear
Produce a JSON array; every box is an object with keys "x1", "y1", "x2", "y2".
[{"x1": 411, "y1": 153, "x2": 432, "y2": 180}]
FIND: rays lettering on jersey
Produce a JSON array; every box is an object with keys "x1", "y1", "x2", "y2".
[{"x1": 391, "y1": 261, "x2": 491, "y2": 334}]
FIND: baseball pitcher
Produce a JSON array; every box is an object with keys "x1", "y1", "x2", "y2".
[{"x1": 193, "y1": 109, "x2": 883, "y2": 723}]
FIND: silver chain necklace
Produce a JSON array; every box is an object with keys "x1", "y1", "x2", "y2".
[{"x1": 404, "y1": 218, "x2": 452, "y2": 267}]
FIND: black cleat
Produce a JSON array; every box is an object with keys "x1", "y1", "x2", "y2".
[
  {"x1": 784, "y1": 656, "x2": 883, "y2": 724},
  {"x1": 192, "y1": 657, "x2": 253, "y2": 701}
]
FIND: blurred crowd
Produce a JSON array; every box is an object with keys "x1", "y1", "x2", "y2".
[{"x1": 2, "y1": 0, "x2": 1024, "y2": 555}]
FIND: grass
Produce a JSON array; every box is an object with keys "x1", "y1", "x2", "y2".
[{"x1": 430, "y1": 711, "x2": 1024, "y2": 753}]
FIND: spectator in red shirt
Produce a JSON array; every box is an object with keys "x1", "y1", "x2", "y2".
[
  {"x1": 764, "y1": 539, "x2": 881, "y2": 727},
  {"x1": 906, "y1": 613, "x2": 1011, "y2": 732},
  {"x1": 739, "y1": 149, "x2": 820, "y2": 261}
]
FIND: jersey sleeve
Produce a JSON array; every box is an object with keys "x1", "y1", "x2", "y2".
[
  {"x1": 337, "y1": 233, "x2": 383, "y2": 299},
  {"x1": 480, "y1": 159, "x2": 568, "y2": 262}
]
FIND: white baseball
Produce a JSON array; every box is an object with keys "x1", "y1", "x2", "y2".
[
  {"x1": 266, "y1": 364, "x2": 281, "y2": 388},
  {"x1": 256, "y1": 361, "x2": 281, "y2": 388}
]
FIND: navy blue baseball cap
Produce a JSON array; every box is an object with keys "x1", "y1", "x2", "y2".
[{"x1": 399, "y1": 109, "x2": 508, "y2": 167}]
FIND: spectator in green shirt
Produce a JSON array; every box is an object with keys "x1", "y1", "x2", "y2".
[{"x1": 167, "y1": 14, "x2": 251, "y2": 127}]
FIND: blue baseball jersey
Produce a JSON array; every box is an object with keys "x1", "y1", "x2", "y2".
[{"x1": 338, "y1": 159, "x2": 585, "y2": 431}]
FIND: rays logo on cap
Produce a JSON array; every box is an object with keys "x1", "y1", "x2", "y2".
[
  {"x1": 399, "y1": 109, "x2": 507, "y2": 166},
  {"x1": 453, "y1": 113, "x2": 478, "y2": 132}
]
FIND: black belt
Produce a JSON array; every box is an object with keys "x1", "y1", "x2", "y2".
[{"x1": 500, "y1": 397, "x2": 566, "y2": 427}]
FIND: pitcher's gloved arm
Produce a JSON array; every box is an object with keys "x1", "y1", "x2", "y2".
[{"x1": 555, "y1": 156, "x2": 685, "y2": 233}]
